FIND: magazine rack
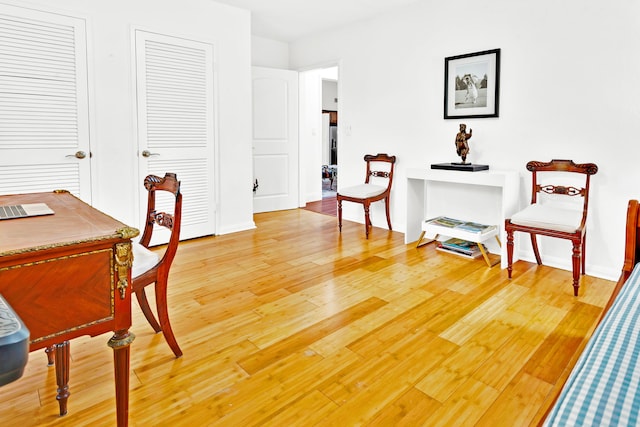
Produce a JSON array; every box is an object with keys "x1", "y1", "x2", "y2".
[{"x1": 418, "y1": 217, "x2": 501, "y2": 267}]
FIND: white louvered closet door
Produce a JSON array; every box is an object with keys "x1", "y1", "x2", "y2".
[
  {"x1": 0, "y1": 5, "x2": 91, "y2": 200},
  {"x1": 135, "y1": 30, "x2": 215, "y2": 244}
]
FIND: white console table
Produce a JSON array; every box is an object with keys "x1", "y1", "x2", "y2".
[{"x1": 405, "y1": 168, "x2": 520, "y2": 269}]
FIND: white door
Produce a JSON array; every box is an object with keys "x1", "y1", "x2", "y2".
[
  {"x1": 252, "y1": 66, "x2": 299, "y2": 213},
  {"x1": 134, "y1": 30, "x2": 216, "y2": 244},
  {"x1": 0, "y1": 5, "x2": 92, "y2": 201}
]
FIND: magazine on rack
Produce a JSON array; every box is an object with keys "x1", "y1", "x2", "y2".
[
  {"x1": 436, "y1": 245, "x2": 483, "y2": 259},
  {"x1": 440, "y1": 238, "x2": 481, "y2": 255},
  {"x1": 425, "y1": 216, "x2": 496, "y2": 234}
]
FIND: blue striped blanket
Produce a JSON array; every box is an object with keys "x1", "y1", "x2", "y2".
[{"x1": 544, "y1": 264, "x2": 640, "y2": 426}]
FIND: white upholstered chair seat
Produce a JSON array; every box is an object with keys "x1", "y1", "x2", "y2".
[
  {"x1": 131, "y1": 242, "x2": 160, "y2": 279},
  {"x1": 510, "y1": 203, "x2": 581, "y2": 233},
  {"x1": 338, "y1": 183, "x2": 386, "y2": 199}
]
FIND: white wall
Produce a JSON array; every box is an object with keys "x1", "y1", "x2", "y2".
[
  {"x1": 3, "y1": 0, "x2": 255, "y2": 235},
  {"x1": 322, "y1": 113, "x2": 331, "y2": 166},
  {"x1": 299, "y1": 69, "x2": 324, "y2": 202},
  {"x1": 252, "y1": 35, "x2": 289, "y2": 68},
  {"x1": 322, "y1": 80, "x2": 338, "y2": 111},
  {"x1": 290, "y1": 0, "x2": 640, "y2": 280}
]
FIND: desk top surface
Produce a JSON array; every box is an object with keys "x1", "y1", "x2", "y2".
[{"x1": 0, "y1": 191, "x2": 138, "y2": 256}]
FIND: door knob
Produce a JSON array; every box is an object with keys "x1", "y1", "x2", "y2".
[
  {"x1": 141, "y1": 150, "x2": 160, "y2": 158},
  {"x1": 66, "y1": 151, "x2": 87, "y2": 159}
]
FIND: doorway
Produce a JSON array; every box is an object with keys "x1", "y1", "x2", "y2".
[
  {"x1": 321, "y1": 70, "x2": 338, "y2": 203},
  {"x1": 299, "y1": 64, "x2": 339, "y2": 216},
  {"x1": 301, "y1": 65, "x2": 339, "y2": 216}
]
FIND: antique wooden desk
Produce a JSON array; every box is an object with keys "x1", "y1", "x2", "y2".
[{"x1": 0, "y1": 190, "x2": 138, "y2": 426}]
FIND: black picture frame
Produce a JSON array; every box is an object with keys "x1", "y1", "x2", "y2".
[{"x1": 444, "y1": 48, "x2": 500, "y2": 119}]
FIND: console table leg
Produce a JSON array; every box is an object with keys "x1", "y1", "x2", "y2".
[
  {"x1": 54, "y1": 341, "x2": 70, "y2": 416},
  {"x1": 108, "y1": 330, "x2": 135, "y2": 427},
  {"x1": 477, "y1": 243, "x2": 500, "y2": 268},
  {"x1": 415, "y1": 231, "x2": 437, "y2": 248}
]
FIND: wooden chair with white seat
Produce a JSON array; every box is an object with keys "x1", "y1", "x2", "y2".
[
  {"x1": 337, "y1": 153, "x2": 396, "y2": 239},
  {"x1": 505, "y1": 159, "x2": 598, "y2": 296},
  {"x1": 131, "y1": 172, "x2": 183, "y2": 357},
  {"x1": 43, "y1": 172, "x2": 183, "y2": 367}
]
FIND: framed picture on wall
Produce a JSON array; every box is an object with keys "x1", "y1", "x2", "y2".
[{"x1": 444, "y1": 48, "x2": 500, "y2": 119}]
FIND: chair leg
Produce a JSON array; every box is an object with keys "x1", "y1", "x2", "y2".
[
  {"x1": 530, "y1": 234, "x2": 542, "y2": 265},
  {"x1": 571, "y1": 241, "x2": 581, "y2": 296},
  {"x1": 384, "y1": 197, "x2": 392, "y2": 230},
  {"x1": 135, "y1": 288, "x2": 162, "y2": 333},
  {"x1": 155, "y1": 278, "x2": 183, "y2": 358},
  {"x1": 506, "y1": 228, "x2": 514, "y2": 279},
  {"x1": 581, "y1": 234, "x2": 587, "y2": 275},
  {"x1": 364, "y1": 202, "x2": 371, "y2": 239},
  {"x1": 337, "y1": 198, "x2": 343, "y2": 232}
]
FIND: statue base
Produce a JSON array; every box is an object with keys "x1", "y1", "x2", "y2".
[{"x1": 430, "y1": 163, "x2": 489, "y2": 172}]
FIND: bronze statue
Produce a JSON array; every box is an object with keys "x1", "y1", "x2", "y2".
[{"x1": 455, "y1": 123, "x2": 472, "y2": 164}]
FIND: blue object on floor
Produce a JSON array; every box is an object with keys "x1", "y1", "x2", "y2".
[{"x1": 0, "y1": 294, "x2": 29, "y2": 386}]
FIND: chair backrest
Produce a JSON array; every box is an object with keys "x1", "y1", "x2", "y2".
[
  {"x1": 139, "y1": 173, "x2": 182, "y2": 268},
  {"x1": 363, "y1": 153, "x2": 396, "y2": 191},
  {"x1": 527, "y1": 159, "x2": 598, "y2": 225}
]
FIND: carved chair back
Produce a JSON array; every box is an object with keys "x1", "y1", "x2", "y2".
[
  {"x1": 528, "y1": 159, "x2": 598, "y2": 228},
  {"x1": 363, "y1": 153, "x2": 396, "y2": 194},
  {"x1": 139, "y1": 172, "x2": 182, "y2": 271}
]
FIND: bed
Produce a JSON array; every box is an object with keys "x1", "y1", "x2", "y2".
[{"x1": 541, "y1": 199, "x2": 640, "y2": 426}]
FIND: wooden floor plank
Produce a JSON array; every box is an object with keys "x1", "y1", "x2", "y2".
[
  {"x1": 237, "y1": 297, "x2": 387, "y2": 375},
  {"x1": 367, "y1": 387, "x2": 442, "y2": 426},
  {"x1": 476, "y1": 371, "x2": 552, "y2": 427}
]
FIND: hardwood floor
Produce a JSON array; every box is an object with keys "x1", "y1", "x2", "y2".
[
  {"x1": 304, "y1": 177, "x2": 337, "y2": 217},
  {"x1": 1, "y1": 209, "x2": 615, "y2": 426},
  {"x1": 303, "y1": 196, "x2": 337, "y2": 217}
]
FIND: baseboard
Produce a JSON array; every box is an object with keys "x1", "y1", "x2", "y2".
[
  {"x1": 516, "y1": 251, "x2": 619, "y2": 282},
  {"x1": 216, "y1": 221, "x2": 256, "y2": 235}
]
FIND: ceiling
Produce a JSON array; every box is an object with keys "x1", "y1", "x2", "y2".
[{"x1": 211, "y1": 0, "x2": 419, "y2": 42}]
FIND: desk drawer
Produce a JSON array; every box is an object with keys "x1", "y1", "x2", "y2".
[{"x1": 0, "y1": 248, "x2": 114, "y2": 347}]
